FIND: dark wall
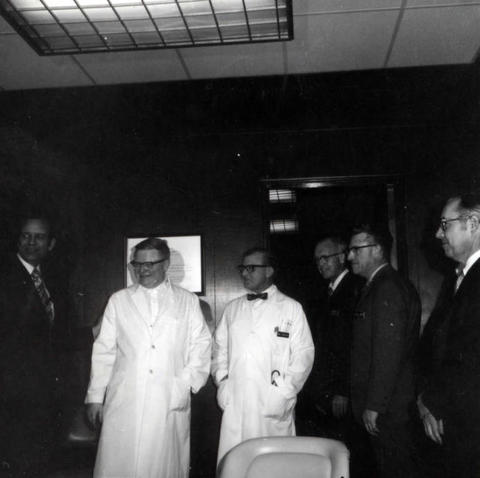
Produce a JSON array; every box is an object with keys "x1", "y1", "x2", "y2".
[
  {"x1": 2, "y1": 66, "x2": 480, "y2": 327},
  {"x1": 2, "y1": 65, "x2": 480, "y2": 328},
  {"x1": 2, "y1": 65, "x2": 480, "y2": 476}
]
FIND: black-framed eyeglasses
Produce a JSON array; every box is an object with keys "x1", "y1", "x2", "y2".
[
  {"x1": 439, "y1": 215, "x2": 469, "y2": 232},
  {"x1": 314, "y1": 251, "x2": 346, "y2": 263},
  {"x1": 237, "y1": 264, "x2": 269, "y2": 274},
  {"x1": 130, "y1": 258, "x2": 167, "y2": 270},
  {"x1": 347, "y1": 244, "x2": 378, "y2": 255}
]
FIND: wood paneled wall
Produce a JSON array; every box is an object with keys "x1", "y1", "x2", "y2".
[{"x1": 2, "y1": 66, "x2": 480, "y2": 476}]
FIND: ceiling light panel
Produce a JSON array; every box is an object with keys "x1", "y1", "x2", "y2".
[
  {"x1": 268, "y1": 189, "x2": 296, "y2": 203},
  {"x1": 269, "y1": 219, "x2": 298, "y2": 234},
  {"x1": 0, "y1": 0, "x2": 292, "y2": 54}
]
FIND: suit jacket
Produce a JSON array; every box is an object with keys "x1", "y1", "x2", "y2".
[
  {"x1": 350, "y1": 264, "x2": 421, "y2": 424},
  {"x1": 417, "y1": 270, "x2": 457, "y2": 394},
  {"x1": 422, "y1": 257, "x2": 480, "y2": 431},
  {"x1": 316, "y1": 271, "x2": 365, "y2": 399},
  {"x1": 0, "y1": 254, "x2": 70, "y2": 405}
]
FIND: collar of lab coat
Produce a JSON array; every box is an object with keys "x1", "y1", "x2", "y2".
[
  {"x1": 129, "y1": 277, "x2": 174, "y2": 326},
  {"x1": 244, "y1": 284, "x2": 288, "y2": 315}
]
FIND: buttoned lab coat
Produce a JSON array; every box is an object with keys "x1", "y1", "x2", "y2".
[
  {"x1": 212, "y1": 285, "x2": 314, "y2": 462},
  {"x1": 85, "y1": 281, "x2": 211, "y2": 478}
]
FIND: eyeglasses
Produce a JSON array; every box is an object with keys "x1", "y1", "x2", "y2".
[
  {"x1": 237, "y1": 265, "x2": 269, "y2": 274},
  {"x1": 439, "y1": 215, "x2": 469, "y2": 232},
  {"x1": 130, "y1": 258, "x2": 167, "y2": 270},
  {"x1": 314, "y1": 251, "x2": 345, "y2": 263},
  {"x1": 347, "y1": 244, "x2": 378, "y2": 255}
]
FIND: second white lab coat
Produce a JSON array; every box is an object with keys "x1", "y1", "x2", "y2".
[
  {"x1": 85, "y1": 280, "x2": 211, "y2": 478},
  {"x1": 212, "y1": 285, "x2": 314, "y2": 462}
]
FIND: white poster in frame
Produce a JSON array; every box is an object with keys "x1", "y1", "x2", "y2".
[{"x1": 125, "y1": 235, "x2": 203, "y2": 294}]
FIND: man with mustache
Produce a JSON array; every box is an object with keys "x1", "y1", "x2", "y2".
[{"x1": 0, "y1": 215, "x2": 71, "y2": 477}]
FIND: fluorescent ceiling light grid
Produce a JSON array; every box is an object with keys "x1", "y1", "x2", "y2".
[{"x1": 0, "y1": 0, "x2": 292, "y2": 54}]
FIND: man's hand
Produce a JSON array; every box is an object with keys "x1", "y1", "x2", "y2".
[
  {"x1": 418, "y1": 395, "x2": 443, "y2": 445},
  {"x1": 423, "y1": 413, "x2": 444, "y2": 445},
  {"x1": 332, "y1": 395, "x2": 348, "y2": 418},
  {"x1": 86, "y1": 403, "x2": 104, "y2": 429},
  {"x1": 362, "y1": 409, "x2": 379, "y2": 436}
]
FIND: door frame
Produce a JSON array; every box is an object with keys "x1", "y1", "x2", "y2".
[{"x1": 260, "y1": 174, "x2": 407, "y2": 275}]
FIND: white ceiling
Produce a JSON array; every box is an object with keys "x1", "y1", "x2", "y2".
[{"x1": 1, "y1": 0, "x2": 479, "y2": 91}]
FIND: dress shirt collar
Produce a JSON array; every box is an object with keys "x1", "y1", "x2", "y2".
[
  {"x1": 139, "y1": 277, "x2": 169, "y2": 297},
  {"x1": 246, "y1": 283, "x2": 277, "y2": 298},
  {"x1": 330, "y1": 269, "x2": 348, "y2": 293},
  {"x1": 17, "y1": 253, "x2": 36, "y2": 275},
  {"x1": 461, "y1": 249, "x2": 480, "y2": 277}
]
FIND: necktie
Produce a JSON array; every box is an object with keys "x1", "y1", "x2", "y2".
[
  {"x1": 31, "y1": 268, "x2": 54, "y2": 324},
  {"x1": 247, "y1": 292, "x2": 268, "y2": 301},
  {"x1": 455, "y1": 270, "x2": 464, "y2": 293},
  {"x1": 328, "y1": 285, "x2": 334, "y2": 297}
]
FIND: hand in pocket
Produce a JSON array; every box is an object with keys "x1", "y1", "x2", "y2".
[
  {"x1": 217, "y1": 379, "x2": 230, "y2": 411},
  {"x1": 170, "y1": 377, "x2": 191, "y2": 411},
  {"x1": 263, "y1": 384, "x2": 294, "y2": 419}
]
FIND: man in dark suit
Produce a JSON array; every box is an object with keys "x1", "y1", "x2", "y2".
[
  {"x1": 348, "y1": 224, "x2": 421, "y2": 478},
  {"x1": 419, "y1": 194, "x2": 480, "y2": 477},
  {"x1": 313, "y1": 236, "x2": 364, "y2": 438},
  {"x1": 415, "y1": 268, "x2": 459, "y2": 478},
  {"x1": 0, "y1": 215, "x2": 71, "y2": 477}
]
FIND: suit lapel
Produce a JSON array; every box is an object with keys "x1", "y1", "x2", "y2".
[
  {"x1": 448, "y1": 258, "x2": 480, "y2": 327},
  {"x1": 454, "y1": 258, "x2": 480, "y2": 300},
  {"x1": 11, "y1": 257, "x2": 47, "y2": 317},
  {"x1": 356, "y1": 264, "x2": 391, "y2": 309},
  {"x1": 331, "y1": 272, "x2": 351, "y2": 301}
]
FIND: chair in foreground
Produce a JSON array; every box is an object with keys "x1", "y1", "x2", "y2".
[{"x1": 217, "y1": 436, "x2": 349, "y2": 478}]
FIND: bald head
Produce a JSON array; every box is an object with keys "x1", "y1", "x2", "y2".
[{"x1": 314, "y1": 237, "x2": 347, "y2": 281}]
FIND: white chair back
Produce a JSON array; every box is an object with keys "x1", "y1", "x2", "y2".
[{"x1": 217, "y1": 436, "x2": 349, "y2": 478}]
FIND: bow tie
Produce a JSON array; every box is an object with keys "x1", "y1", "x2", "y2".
[{"x1": 247, "y1": 292, "x2": 268, "y2": 301}]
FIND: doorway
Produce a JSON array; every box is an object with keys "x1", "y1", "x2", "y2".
[{"x1": 261, "y1": 175, "x2": 406, "y2": 315}]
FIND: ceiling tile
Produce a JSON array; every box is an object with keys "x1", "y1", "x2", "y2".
[
  {"x1": 286, "y1": 10, "x2": 399, "y2": 73},
  {"x1": 406, "y1": 0, "x2": 480, "y2": 6},
  {"x1": 389, "y1": 6, "x2": 480, "y2": 67},
  {"x1": 295, "y1": 0, "x2": 402, "y2": 15},
  {"x1": 181, "y1": 41, "x2": 285, "y2": 80},
  {"x1": 75, "y1": 49, "x2": 188, "y2": 85},
  {"x1": 0, "y1": 35, "x2": 92, "y2": 90},
  {"x1": 0, "y1": 15, "x2": 14, "y2": 33}
]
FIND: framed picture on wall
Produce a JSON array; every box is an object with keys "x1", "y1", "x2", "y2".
[{"x1": 125, "y1": 234, "x2": 203, "y2": 295}]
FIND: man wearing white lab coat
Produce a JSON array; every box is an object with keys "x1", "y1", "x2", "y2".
[
  {"x1": 85, "y1": 238, "x2": 211, "y2": 478},
  {"x1": 212, "y1": 247, "x2": 315, "y2": 463}
]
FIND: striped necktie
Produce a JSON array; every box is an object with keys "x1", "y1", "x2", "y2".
[
  {"x1": 31, "y1": 267, "x2": 54, "y2": 324},
  {"x1": 455, "y1": 270, "x2": 464, "y2": 293}
]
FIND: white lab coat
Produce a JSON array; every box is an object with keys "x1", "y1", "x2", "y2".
[
  {"x1": 212, "y1": 285, "x2": 314, "y2": 462},
  {"x1": 85, "y1": 280, "x2": 211, "y2": 478}
]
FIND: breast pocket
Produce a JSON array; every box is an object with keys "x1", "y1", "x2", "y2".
[{"x1": 353, "y1": 311, "x2": 366, "y2": 321}]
